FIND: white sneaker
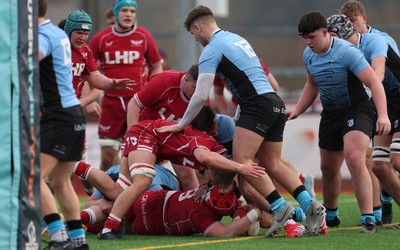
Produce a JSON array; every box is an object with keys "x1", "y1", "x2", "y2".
[
  {"x1": 265, "y1": 202, "x2": 295, "y2": 237},
  {"x1": 306, "y1": 200, "x2": 326, "y2": 235}
]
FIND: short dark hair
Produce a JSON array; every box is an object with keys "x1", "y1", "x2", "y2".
[
  {"x1": 58, "y1": 19, "x2": 66, "y2": 30},
  {"x1": 39, "y1": 0, "x2": 47, "y2": 18},
  {"x1": 298, "y1": 11, "x2": 327, "y2": 37},
  {"x1": 183, "y1": 5, "x2": 214, "y2": 31},
  {"x1": 191, "y1": 105, "x2": 216, "y2": 133},
  {"x1": 186, "y1": 64, "x2": 199, "y2": 81}
]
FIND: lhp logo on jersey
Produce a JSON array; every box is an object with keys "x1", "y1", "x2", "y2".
[
  {"x1": 104, "y1": 51, "x2": 140, "y2": 64},
  {"x1": 72, "y1": 63, "x2": 86, "y2": 76},
  {"x1": 130, "y1": 40, "x2": 143, "y2": 46}
]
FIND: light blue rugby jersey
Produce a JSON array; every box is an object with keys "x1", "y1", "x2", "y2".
[
  {"x1": 358, "y1": 33, "x2": 400, "y2": 99},
  {"x1": 303, "y1": 37, "x2": 371, "y2": 113},
  {"x1": 92, "y1": 164, "x2": 179, "y2": 200},
  {"x1": 199, "y1": 30, "x2": 274, "y2": 105},
  {"x1": 39, "y1": 20, "x2": 79, "y2": 109},
  {"x1": 369, "y1": 27, "x2": 399, "y2": 56},
  {"x1": 215, "y1": 114, "x2": 234, "y2": 145}
]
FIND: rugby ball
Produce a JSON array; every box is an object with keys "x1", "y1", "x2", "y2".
[{"x1": 233, "y1": 207, "x2": 260, "y2": 236}]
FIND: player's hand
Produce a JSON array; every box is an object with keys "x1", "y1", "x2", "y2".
[
  {"x1": 97, "y1": 199, "x2": 113, "y2": 215},
  {"x1": 193, "y1": 184, "x2": 209, "y2": 203},
  {"x1": 245, "y1": 204, "x2": 262, "y2": 220},
  {"x1": 85, "y1": 102, "x2": 101, "y2": 116},
  {"x1": 375, "y1": 115, "x2": 391, "y2": 135},
  {"x1": 156, "y1": 124, "x2": 183, "y2": 133},
  {"x1": 112, "y1": 78, "x2": 135, "y2": 91},
  {"x1": 238, "y1": 162, "x2": 265, "y2": 178},
  {"x1": 286, "y1": 110, "x2": 299, "y2": 120}
]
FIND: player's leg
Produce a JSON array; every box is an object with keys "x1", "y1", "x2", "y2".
[
  {"x1": 258, "y1": 140, "x2": 325, "y2": 235},
  {"x1": 98, "y1": 96, "x2": 127, "y2": 171},
  {"x1": 281, "y1": 157, "x2": 316, "y2": 198},
  {"x1": 73, "y1": 161, "x2": 124, "y2": 200},
  {"x1": 171, "y1": 163, "x2": 199, "y2": 190},
  {"x1": 40, "y1": 153, "x2": 73, "y2": 247},
  {"x1": 258, "y1": 142, "x2": 302, "y2": 193},
  {"x1": 366, "y1": 146, "x2": 383, "y2": 225},
  {"x1": 232, "y1": 127, "x2": 294, "y2": 237},
  {"x1": 343, "y1": 130, "x2": 376, "y2": 232},
  {"x1": 373, "y1": 134, "x2": 400, "y2": 206},
  {"x1": 320, "y1": 148, "x2": 343, "y2": 227},
  {"x1": 78, "y1": 137, "x2": 95, "y2": 196},
  {"x1": 99, "y1": 143, "x2": 121, "y2": 171},
  {"x1": 390, "y1": 132, "x2": 400, "y2": 172},
  {"x1": 99, "y1": 150, "x2": 156, "y2": 240},
  {"x1": 48, "y1": 159, "x2": 88, "y2": 248},
  {"x1": 48, "y1": 161, "x2": 80, "y2": 220}
]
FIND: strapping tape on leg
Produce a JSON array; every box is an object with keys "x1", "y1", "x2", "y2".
[
  {"x1": 117, "y1": 174, "x2": 132, "y2": 190},
  {"x1": 390, "y1": 139, "x2": 400, "y2": 154},
  {"x1": 129, "y1": 163, "x2": 156, "y2": 178},
  {"x1": 373, "y1": 146, "x2": 390, "y2": 162}
]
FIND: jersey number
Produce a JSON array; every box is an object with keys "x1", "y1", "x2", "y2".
[
  {"x1": 182, "y1": 157, "x2": 194, "y2": 168},
  {"x1": 234, "y1": 40, "x2": 256, "y2": 58},
  {"x1": 178, "y1": 189, "x2": 197, "y2": 201},
  {"x1": 60, "y1": 38, "x2": 72, "y2": 65}
]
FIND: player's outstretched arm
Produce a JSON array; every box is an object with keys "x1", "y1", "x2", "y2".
[
  {"x1": 206, "y1": 206, "x2": 261, "y2": 237},
  {"x1": 193, "y1": 148, "x2": 265, "y2": 178}
]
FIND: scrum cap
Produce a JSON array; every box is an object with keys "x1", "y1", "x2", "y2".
[
  {"x1": 326, "y1": 14, "x2": 355, "y2": 40},
  {"x1": 64, "y1": 10, "x2": 92, "y2": 37},
  {"x1": 204, "y1": 185, "x2": 237, "y2": 216},
  {"x1": 113, "y1": 0, "x2": 137, "y2": 24}
]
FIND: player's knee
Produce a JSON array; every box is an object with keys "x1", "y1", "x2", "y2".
[
  {"x1": 371, "y1": 146, "x2": 389, "y2": 174},
  {"x1": 320, "y1": 164, "x2": 339, "y2": 178},
  {"x1": 390, "y1": 139, "x2": 400, "y2": 170}
]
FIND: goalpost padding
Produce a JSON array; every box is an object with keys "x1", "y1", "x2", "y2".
[{"x1": 0, "y1": 0, "x2": 40, "y2": 249}]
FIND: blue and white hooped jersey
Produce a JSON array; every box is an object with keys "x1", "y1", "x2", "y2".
[
  {"x1": 303, "y1": 37, "x2": 371, "y2": 113},
  {"x1": 358, "y1": 33, "x2": 400, "y2": 99},
  {"x1": 39, "y1": 19, "x2": 79, "y2": 109},
  {"x1": 199, "y1": 30, "x2": 274, "y2": 105}
]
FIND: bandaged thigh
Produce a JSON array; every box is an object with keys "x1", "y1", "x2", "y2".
[{"x1": 129, "y1": 163, "x2": 156, "y2": 178}]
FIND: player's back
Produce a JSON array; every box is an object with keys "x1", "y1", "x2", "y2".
[
  {"x1": 39, "y1": 20, "x2": 78, "y2": 109},
  {"x1": 163, "y1": 189, "x2": 222, "y2": 235},
  {"x1": 202, "y1": 30, "x2": 273, "y2": 104},
  {"x1": 358, "y1": 33, "x2": 400, "y2": 99},
  {"x1": 369, "y1": 26, "x2": 399, "y2": 56},
  {"x1": 154, "y1": 121, "x2": 225, "y2": 173},
  {"x1": 136, "y1": 71, "x2": 188, "y2": 122}
]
